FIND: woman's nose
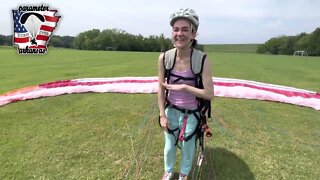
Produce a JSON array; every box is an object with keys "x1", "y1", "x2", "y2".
[{"x1": 177, "y1": 29, "x2": 183, "y2": 35}]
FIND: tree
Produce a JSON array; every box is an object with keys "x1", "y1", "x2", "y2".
[
  {"x1": 63, "y1": 28, "x2": 199, "y2": 52},
  {"x1": 308, "y1": 28, "x2": 320, "y2": 55},
  {"x1": 257, "y1": 27, "x2": 320, "y2": 56},
  {"x1": 0, "y1": 35, "x2": 12, "y2": 46}
]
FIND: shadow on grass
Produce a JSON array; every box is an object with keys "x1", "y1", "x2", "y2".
[
  {"x1": 161, "y1": 147, "x2": 254, "y2": 180},
  {"x1": 211, "y1": 147, "x2": 255, "y2": 180}
]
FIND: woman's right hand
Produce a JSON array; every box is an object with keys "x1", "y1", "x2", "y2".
[{"x1": 160, "y1": 115, "x2": 169, "y2": 132}]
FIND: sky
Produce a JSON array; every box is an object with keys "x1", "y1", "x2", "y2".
[{"x1": 1, "y1": 0, "x2": 319, "y2": 44}]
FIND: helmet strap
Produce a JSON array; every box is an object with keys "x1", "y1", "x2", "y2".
[
  {"x1": 189, "y1": 39, "x2": 194, "y2": 47},
  {"x1": 171, "y1": 38, "x2": 176, "y2": 47},
  {"x1": 190, "y1": 24, "x2": 195, "y2": 33}
]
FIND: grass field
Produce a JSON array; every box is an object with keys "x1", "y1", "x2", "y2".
[
  {"x1": 204, "y1": 44, "x2": 259, "y2": 53},
  {"x1": 0, "y1": 47, "x2": 319, "y2": 179}
]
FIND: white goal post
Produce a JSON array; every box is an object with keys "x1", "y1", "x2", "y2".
[{"x1": 293, "y1": 50, "x2": 308, "y2": 56}]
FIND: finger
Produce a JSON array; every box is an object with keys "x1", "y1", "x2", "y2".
[
  {"x1": 164, "y1": 85, "x2": 172, "y2": 90},
  {"x1": 161, "y1": 125, "x2": 168, "y2": 132},
  {"x1": 161, "y1": 83, "x2": 170, "y2": 88}
]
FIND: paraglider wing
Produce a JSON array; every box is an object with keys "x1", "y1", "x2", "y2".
[
  {"x1": 0, "y1": 77, "x2": 319, "y2": 110},
  {"x1": 20, "y1": 12, "x2": 45, "y2": 24}
]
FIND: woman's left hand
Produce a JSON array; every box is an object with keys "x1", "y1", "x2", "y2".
[{"x1": 161, "y1": 83, "x2": 186, "y2": 91}]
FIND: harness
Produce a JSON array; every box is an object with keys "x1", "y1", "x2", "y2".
[{"x1": 160, "y1": 48, "x2": 212, "y2": 147}]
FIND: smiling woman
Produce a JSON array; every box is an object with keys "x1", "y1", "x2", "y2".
[{"x1": 157, "y1": 8, "x2": 215, "y2": 180}]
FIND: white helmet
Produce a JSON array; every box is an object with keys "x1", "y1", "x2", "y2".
[{"x1": 170, "y1": 8, "x2": 199, "y2": 31}]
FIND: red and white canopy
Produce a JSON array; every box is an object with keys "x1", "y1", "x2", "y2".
[{"x1": 0, "y1": 77, "x2": 319, "y2": 110}]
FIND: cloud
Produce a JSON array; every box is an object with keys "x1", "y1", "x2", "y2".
[{"x1": 267, "y1": 19, "x2": 283, "y2": 30}]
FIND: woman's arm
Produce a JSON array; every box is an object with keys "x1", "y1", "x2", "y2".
[
  {"x1": 157, "y1": 53, "x2": 169, "y2": 131},
  {"x1": 158, "y1": 53, "x2": 166, "y2": 116}
]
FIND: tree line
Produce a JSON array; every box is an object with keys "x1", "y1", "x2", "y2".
[
  {"x1": 0, "y1": 35, "x2": 11, "y2": 46},
  {"x1": 72, "y1": 28, "x2": 203, "y2": 51},
  {"x1": 7, "y1": 27, "x2": 320, "y2": 55},
  {"x1": 73, "y1": 29, "x2": 173, "y2": 52},
  {"x1": 0, "y1": 34, "x2": 74, "y2": 48},
  {"x1": 257, "y1": 27, "x2": 320, "y2": 56},
  {"x1": 0, "y1": 28, "x2": 204, "y2": 52}
]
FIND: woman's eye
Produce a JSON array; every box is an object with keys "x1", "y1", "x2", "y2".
[{"x1": 173, "y1": 28, "x2": 189, "y2": 32}]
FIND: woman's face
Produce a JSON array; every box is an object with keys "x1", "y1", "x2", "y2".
[{"x1": 172, "y1": 19, "x2": 196, "y2": 49}]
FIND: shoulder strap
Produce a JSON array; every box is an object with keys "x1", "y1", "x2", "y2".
[
  {"x1": 163, "y1": 48, "x2": 176, "y2": 70},
  {"x1": 162, "y1": 48, "x2": 177, "y2": 104},
  {"x1": 163, "y1": 48, "x2": 206, "y2": 74},
  {"x1": 191, "y1": 49, "x2": 211, "y2": 119},
  {"x1": 191, "y1": 49, "x2": 206, "y2": 75}
]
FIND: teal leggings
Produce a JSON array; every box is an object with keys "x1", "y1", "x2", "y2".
[{"x1": 164, "y1": 107, "x2": 198, "y2": 175}]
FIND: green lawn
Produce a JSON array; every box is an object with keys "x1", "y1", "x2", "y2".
[
  {"x1": 204, "y1": 44, "x2": 259, "y2": 53},
  {"x1": 0, "y1": 48, "x2": 319, "y2": 179}
]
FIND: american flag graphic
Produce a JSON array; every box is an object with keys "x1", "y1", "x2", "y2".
[{"x1": 12, "y1": 10, "x2": 60, "y2": 49}]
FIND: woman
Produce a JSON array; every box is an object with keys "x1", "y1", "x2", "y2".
[{"x1": 158, "y1": 8, "x2": 214, "y2": 180}]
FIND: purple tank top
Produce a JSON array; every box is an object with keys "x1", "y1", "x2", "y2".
[{"x1": 167, "y1": 68, "x2": 198, "y2": 110}]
